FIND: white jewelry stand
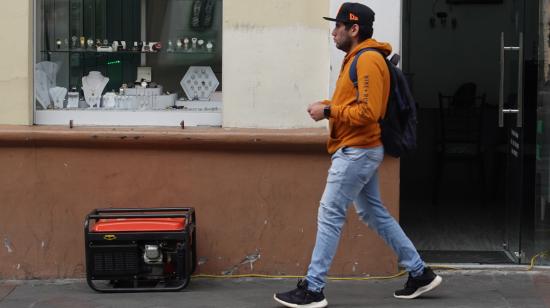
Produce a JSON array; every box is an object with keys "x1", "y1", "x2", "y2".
[
  {"x1": 49, "y1": 87, "x2": 67, "y2": 109},
  {"x1": 36, "y1": 61, "x2": 60, "y2": 89},
  {"x1": 102, "y1": 92, "x2": 117, "y2": 108},
  {"x1": 82, "y1": 71, "x2": 109, "y2": 108},
  {"x1": 35, "y1": 69, "x2": 51, "y2": 109}
]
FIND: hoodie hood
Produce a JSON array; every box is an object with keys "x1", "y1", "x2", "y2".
[{"x1": 344, "y1": 38, "x2": 392, "y2": 62}]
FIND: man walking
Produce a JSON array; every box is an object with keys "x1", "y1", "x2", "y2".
[{"x1": 273, "y1": 3, "x2": 442, "y2": 307}]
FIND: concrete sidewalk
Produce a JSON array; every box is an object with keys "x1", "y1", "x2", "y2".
[{"x1": 1, "y1": 270, "x2": 549, "y2": 308}]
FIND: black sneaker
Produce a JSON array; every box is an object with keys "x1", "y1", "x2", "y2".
[
  {"x1": 274, "y1": 280, "x2": 328, "y2": 308},
  {"x1": 394, "y1": 267, "x2": 442, "y2": 299}
]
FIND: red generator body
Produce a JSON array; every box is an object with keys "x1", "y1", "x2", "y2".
[{"x1": 84, "y1": 207, "x2": 196, "y2": 292}]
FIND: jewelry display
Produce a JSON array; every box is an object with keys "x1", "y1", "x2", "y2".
[
  {"x1": 142, "y1": 42, "x2": 151, "y2": 52},
  {"x1": 112, "y1": 40, "x2": 119, "y2": 50},
  {"x1": 82, "y1": 71, "x2": 109, "y2": 108},
  {"x1": 49, "y1": 86, "x2": 67, "y2": 109},
  {"x1": 97, "y1": 46, "x2": 113, "y2": 52},
  {"x1": 206, "y1": 41, "x2": 213, "y2": 52},
  {"x1": 152, "y1": 42, "x2": 162, "y2": 52},
  {"x1": 184, "y1": 38, "x2": 189, "y2": 50},
  {"x1": 191, "y1": 37, "x2": 197, "y2": 49},
  {"x1": 198, "y1": 39, "x2": 204, "y2": 49},
  {"x1": 35, "y1": 69, "x2": 51, "y2": 109},
  {"x1": 120, "y1": 41, "x2": 127, "y2": 50},
  {"x1": 87, "y1": 38, "x2": 94, "y2": 49},
  {"x1": 36, "y1": 61, "x2": 59, "y2": 90},
  {"x1": 80, "y1": 36, "x2": 86, "y2": 48},
  {"x1": 96, "y1": 39, "x2": 102, "y2": 46},
  {"x1": 180, "y1": 66, "x2": 219, "y2": 101},
  {"x1": 137, "y1": 67, "x2": 152, "y2": 82},
  {"x1": 102, "y1": 39, "x2": 109, "y2": 46},
  {"x1": 56, "y1": 39, "x2": 62, "y2": 49},
  {"x1": 177, "y1": 39, "x2": 183, "y2": 49},
  {"x1": 71, "y1": 36, "x2": 78, "y2": 48},
  {"x1": 67, "y1": 87, "x2": 79, "y2": 108},
  {"x1": 102, "y1": 92, "x2": 117, "y2": 108},
  {"x1": 167, "y1": 40, "x2": 174, "y2": 52}
]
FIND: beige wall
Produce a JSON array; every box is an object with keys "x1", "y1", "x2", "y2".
[
  {"x1": 0, "y1": 1, "x2": 32, "y2": 125},
  {"x1": 222, "y1": 0, "x2": 330, "y2": 128}
]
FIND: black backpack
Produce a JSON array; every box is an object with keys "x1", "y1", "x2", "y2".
[{"x1": 349, "y1": 48, "x2": 417, "y2": 158}]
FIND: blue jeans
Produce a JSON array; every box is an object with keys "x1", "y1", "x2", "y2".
[{"x1": 305, "y1": 146, "x2": 425, "y2": 292}]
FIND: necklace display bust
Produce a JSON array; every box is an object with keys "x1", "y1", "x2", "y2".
[
  {"x1": 49, "y1": 87, "x2": 67, "y2": 109},
  {"x1": 82, "y1": 71, "x2": 109, "y2": 108}
]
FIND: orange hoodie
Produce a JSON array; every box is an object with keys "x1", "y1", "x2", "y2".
[{"x1": 325, "y1": 39, "x2": 392, "y2": 154}]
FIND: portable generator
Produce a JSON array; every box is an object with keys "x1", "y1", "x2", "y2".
[{"x1": 84, "y1": 207, "x2": 196, "y2": 292}]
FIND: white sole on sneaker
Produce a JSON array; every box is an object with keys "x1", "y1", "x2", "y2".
[
  {"x1": 273, "y1": 294, "x2": 328, "y2": 308},
  {"x1": 393, "y1": 275, "x2": 443, "y2": 299}
]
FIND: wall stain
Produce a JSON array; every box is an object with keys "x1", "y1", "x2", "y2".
[
  {"x1": 222, "y1": 250, "x2": 261, "y2": 275},
  {"x1": 3, "y1": 238, "x2": 13, "y2": 253}
]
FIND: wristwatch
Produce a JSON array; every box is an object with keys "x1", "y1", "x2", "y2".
[{"x1": 323, "y1": 105, "x2": 331, "y2": 119}]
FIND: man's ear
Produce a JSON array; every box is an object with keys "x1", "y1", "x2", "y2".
[{"x1": 350, "y1": 24, "x2": 360, "y2": 38}]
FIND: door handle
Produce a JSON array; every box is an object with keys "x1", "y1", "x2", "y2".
[{"x1": 499, "y1": 32, "x2": 523, "y2": 128}]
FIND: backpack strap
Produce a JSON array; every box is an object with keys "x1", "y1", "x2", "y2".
[{"x1": 349, "y1": 48, "x2": 387, "y2": 89}]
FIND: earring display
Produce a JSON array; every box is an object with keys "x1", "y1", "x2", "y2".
[
  {"x1": 180, "y1": 66, "x2": 219, "y2": 101},
  {"x1": 66, "y1": 87, "x2": 80, "y2": 108}
]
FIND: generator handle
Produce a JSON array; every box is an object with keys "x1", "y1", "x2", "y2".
[
  {"x1": 85, "y1": 207, "x2": 195, "y2": 224},
  {"x1": 92, "y1": 207, "x2": 194, "y2": 214}
]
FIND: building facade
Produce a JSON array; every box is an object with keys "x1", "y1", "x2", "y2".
[{"x1": 1, "y1": 0, "x2": 549, "y2": 280}]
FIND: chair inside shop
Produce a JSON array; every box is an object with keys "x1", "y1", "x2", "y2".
[{"x1": 433, "y1": 82, "x2": 487, "y2": 205}]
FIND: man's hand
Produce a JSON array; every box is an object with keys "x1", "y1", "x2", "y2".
[{"x1": 307, "y1": 102, "x2": 327, "y2": 121}]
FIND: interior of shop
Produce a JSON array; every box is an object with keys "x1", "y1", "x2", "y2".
[{"x1": 399, "y1": 0, "x2": 544, "y2": 264}]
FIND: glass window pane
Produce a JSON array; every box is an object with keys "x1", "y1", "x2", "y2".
[{"x1": 34, "y1": 0, "x2": 223, "y2": 126}]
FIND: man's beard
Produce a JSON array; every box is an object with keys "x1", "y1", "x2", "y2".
[{"x1": 336, "y1": 36, "x2": 352, "y2": 53}]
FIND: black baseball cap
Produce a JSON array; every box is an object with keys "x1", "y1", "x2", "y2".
[{"x1": 323, "y1": 2, "x2": 375, "y2": 26}]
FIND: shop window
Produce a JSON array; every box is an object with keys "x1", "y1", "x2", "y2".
[{"x1": 34, "y1": 0, "x2": 222, "y2": 126}]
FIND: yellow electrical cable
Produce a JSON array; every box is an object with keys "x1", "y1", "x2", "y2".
[
  {"x1": 192, "y1": 265, "x2": 461, "y2": 281},
  {"x1": 191, "y1": 251, "x2": 550, "y2": 281},
  {"x1": 527, "y1": 251, "x2": 550, "y2": 271}
]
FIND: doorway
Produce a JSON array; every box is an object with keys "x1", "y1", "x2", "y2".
[{"x1": 400, "y1": 0, "x2": 539, "y2": 264}]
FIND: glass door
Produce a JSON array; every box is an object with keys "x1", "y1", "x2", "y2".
[
  {"x1": 501, "y1": 0, "x2": 539, "y2": 263},
  {"x1": 499, "y1": 8, "x2": 524, "y2": 262},
  {"x1": 535, "y1": 0, "x2": 550, "y2": 265}
]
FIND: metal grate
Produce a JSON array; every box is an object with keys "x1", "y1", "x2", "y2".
[{"x1": 91, "y1": 245, "x2": 140, "y2": 277}]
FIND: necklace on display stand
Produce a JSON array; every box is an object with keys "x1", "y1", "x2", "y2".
[
  {"x1": 82, "y1": 71, "x2": 109, "y2": 108},
  {"x1": 49, "y1": 87, "x2": 68, "y2": 109}
]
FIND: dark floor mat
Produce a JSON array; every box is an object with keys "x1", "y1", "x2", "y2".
[{"x1": 419, "y1": 250, "x2": 516, "y2": 264}]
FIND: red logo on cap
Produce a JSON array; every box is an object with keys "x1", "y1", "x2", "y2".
[{"x1": 349, "y1": 13, "x2": 359, "y2": 21}]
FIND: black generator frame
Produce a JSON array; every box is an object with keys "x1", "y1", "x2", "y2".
[{"x1": 84, "y1": 207, "x2": 196, "y2": 293}]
